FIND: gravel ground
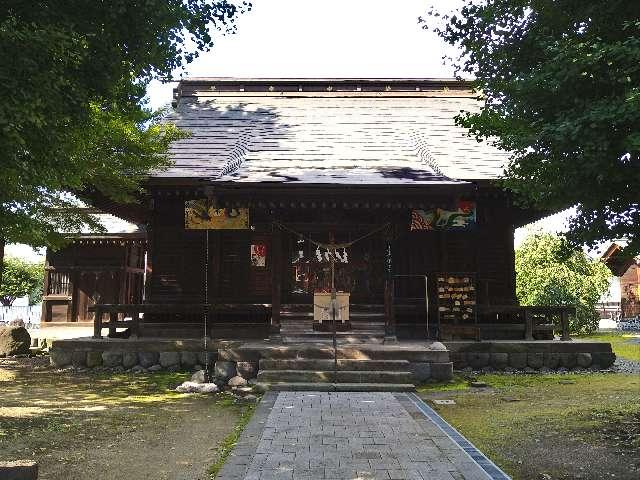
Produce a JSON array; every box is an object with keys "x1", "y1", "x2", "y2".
[{"x1": 613, "y1": 356, "x2": 640, "y2": 374}]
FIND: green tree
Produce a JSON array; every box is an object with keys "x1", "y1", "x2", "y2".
[
  {"x1": 0, "y1": 0, "x2": 249, "y2": 286},
  {"x1": 0, "y1": 257, "x2": 44, "y2": 306},
  {"x1": 425, "y1": 1, "x2": 640, "y2": 255},
  {"x1": 515, "y1": 234, "x2": 610, "y2": 334}
]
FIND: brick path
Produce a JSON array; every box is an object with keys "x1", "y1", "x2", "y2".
[{"x1": 218, "y1": 391, "x2": 500, "y2": 480}]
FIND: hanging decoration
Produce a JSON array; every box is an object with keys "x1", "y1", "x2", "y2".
[
  {"x1": 315, "y1": 245, "x2": 349, "y2": 264},
  {"x1": 185, "y1": 200, "x2": 249, "y2": 230},
  {"x1": 250, "y1": 244, "x2": 267, "y2": 267},
  {"x1": 410, "y1": 200, "x2": 476, "y2": 231}
]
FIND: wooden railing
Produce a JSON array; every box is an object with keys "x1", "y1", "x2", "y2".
[
  {"x1": 90, "y1": 303, "x2": 271, "y2": 339},
  {"x1": 475, "y1": 305, "x2": 576, "y2": 341}
]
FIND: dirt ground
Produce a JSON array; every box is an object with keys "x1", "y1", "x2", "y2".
[
  {"x1": 0, "y1": 356, "x2": 248, "y2": 480},
  {"x1": 419, "y1": 372, "x2": 640, "y2": 480}
]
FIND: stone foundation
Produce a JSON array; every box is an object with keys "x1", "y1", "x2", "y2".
[{"x1": 445, "y1": 341, "x2": 616, "y2": 371}]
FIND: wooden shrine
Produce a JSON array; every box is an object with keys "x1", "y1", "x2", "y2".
[{"x1": 85, "y1": 78, "x2": 574, "y2": 341}]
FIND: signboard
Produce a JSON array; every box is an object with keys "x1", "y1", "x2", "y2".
[
  {"x1": 250, "y1": 244, "x2": 267, "y2": 267},
  {"x1": 436, "y1": 274, "x2": 477, "y2": 324},
  {"x1": 185, "y1": 200, "x2": 249, "y2": 230},
  {"x1": 410, "y1": 201, "x2": 476, "y2": 231}
]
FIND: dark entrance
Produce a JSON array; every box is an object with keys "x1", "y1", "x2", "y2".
[{"x1": 283, "y1": 228, "x2": 386, "y2": 305}]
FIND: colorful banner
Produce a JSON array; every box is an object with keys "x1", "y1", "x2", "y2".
[
  {"x1": 184, "y1": 200, "x2": 249, "y2": 230},
  {"x1": 410, "y1": 201, "x2": 476, "y2": 231}
]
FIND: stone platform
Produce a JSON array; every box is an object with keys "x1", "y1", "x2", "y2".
[
  {"x1": 48, "y1": 337, "x2": 615, "y2": 390},
  {"x1": 445, "y1": 340, "x2": 616, "y2": 370}
]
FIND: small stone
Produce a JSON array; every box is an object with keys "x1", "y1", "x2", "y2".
[
  {"x1": 197, "y1": 383, "x2": 219, "y2": 394},
  {"x1": 159, "y1": 351, "x2": 180, "y2": 368},
  {"x1": 148, "y1": 364, "x2": 162, "y2": 372},
  {"x1": 235, "y1": 386, "x2": 254, "y2": 396},
  {"x1": 538, "y1": 474, "x2": 552, "y2": 480},
  {"x1": 558, "y1": 379, "x2": 575, "y2": 385},
  {"x1": 228, "y1": 375, "x2": 248, "y2": 387},
  {"x1": 86, "y1": 351, "x2": 103, "y2": 368},
  {"x1": 131, "y1": 365, "x2": 145, "y2": 374},
  {"x1": 235, "y1": 394, "x2": 257, "y2": 404},
  {"x1": 236, "y1": 361, "x2": 258, "y2": 379},
  {"x1": 481, "y1": 366, "x2": 494, "y2": 373},
  {"x1": 191, "y1": 370, "x2": 207, "y2": 383},
  {"x1": 557, "y1": 367, "x2": 568, "y2": 373},
  {"x1": 470, "y1": 381, "x2": 488, "y2": 388},
  {"x1": 102, "y1": 351, "x2": 122, "y2": 367},
  {"x1": 176, "y1": 381, "x2": 200, "y2": 393},
  {"x1": 138, "y1": 351, "x2": 159, "y2": 368},
  {"x1": 214, "y1": 361, "x2": 237, "y2": 381},
  {"x1": 539, "y1": 366, "x2": 550, "y2": 373},
  {"x1": 112, "y1": 366, "x2": 125, "y2": 373},
  {"x1": 524, "y1": 367, "x2": 536, "y2": 374},
  {"x1": 122, "y1": 352, "x2": 138, "y2": 369}
]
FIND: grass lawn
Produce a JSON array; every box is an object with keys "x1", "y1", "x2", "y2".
[
  {"x1": 576, "y1": 331, "x2": 640, "y2": 361},
  {"x1": 418, "y1": 372, "x2": 640, "y2": 480},
  {"x1": 0, "y1": 356, "x2": 255, "y2": 480}
]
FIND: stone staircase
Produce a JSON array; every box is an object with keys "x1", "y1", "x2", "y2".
[
  {"x1": 280, "y1": 303, "x2": 386, "y2": 344},
  {"x1": 257, "y1": 357, "x2": 416, "y2": 392}
]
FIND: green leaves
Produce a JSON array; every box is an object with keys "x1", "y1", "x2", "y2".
[
  {"x1": 0, "y1": 1, "x2": 246, "y2": 249},
  {"x1": 0, "y1": 257, "x2": 44, "y2": 306},
  {"x1": 515, "y1": 234, "x2": 611, "y2": 334},
  {"x1": 427, "y1": 0, "x2": 640, "y2": 255}
]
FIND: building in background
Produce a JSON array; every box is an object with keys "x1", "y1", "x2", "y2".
[{"x1": 601, "y1": 242, "x2": 640, "y2": 319}]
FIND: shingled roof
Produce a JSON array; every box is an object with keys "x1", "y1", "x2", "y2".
[{"x1": 154, "y1": 78, "x2": 510, "y2": 185}]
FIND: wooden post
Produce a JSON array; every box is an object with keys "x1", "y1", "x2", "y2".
[
  {"x1": 108, "y1": 310, "x2": 117, "y2": 337},
  {"x1": 560, "y1": 309, "x2": 571, "y2": 341},
  {"x1": 524, "y1": 308, "x2": 534, "y2": 340},
  {"x1": 93, "y1": 307, "x2": 102, "y2": 339},
  {"x1": 270, "y1": 227, "x2": 282, "y2": 334}
]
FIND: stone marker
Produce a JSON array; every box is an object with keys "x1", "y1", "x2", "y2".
[
  {"x1": 0, "y1": 460, "x2": 38, "y2": 480},
  {"x1": 0, "y1": 326, "x2": 31, "y2": 357}
]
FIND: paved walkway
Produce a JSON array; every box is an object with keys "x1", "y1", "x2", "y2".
[{"x1": 218, "y1": 392, "x2": 508, "y2": 480}]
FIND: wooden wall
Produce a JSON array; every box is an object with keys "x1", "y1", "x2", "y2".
[
  {"x1": 147, "y1": 194, "x2": 518, "y2": 322},
  {"x1": 42, "y1": 242, "x2": 145, "y2": 323}
]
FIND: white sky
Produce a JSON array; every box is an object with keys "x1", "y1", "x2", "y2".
[{"x1": 9, "y1": 0, "x2": 574, "y2": 263}]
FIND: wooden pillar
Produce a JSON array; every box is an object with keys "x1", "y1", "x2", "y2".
[
  {"x1": 271, "y1": 227, "x2": 282, "y2": 333},
  {"x1": 93, "y1": 306, "x2": 102, "y2": 338},
  {"x1": 560, "y1": 309, "x2": 571, "y2": 341},
  {"x1": 524, "y1": 308, "x2": 534, "y2": 340}
]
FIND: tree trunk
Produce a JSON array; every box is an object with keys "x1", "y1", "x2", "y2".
[{"x1": 0, "y1": 238, "x2": 4, "y2": 292}]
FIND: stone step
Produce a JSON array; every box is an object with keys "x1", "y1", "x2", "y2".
[
  {"x1": 266, "y1": 382, "x2": 415, "y2": 392},
  {"x1": 257, "y1": 369, "x2": 413, "y2": 384},
  {"x1": 259, "y1": 358, "x2": 410, "y2": 371},
  {"x1": 281, "y1": 335, "x2": 385, "y2": 344}
]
